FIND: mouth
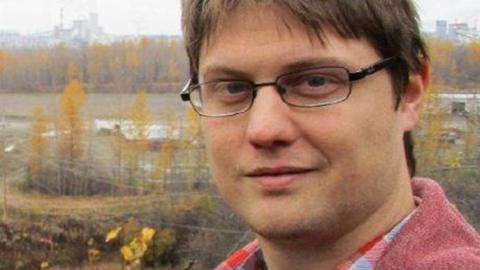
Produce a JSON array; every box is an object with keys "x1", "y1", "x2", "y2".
[{"x1": 244, "y1": 167, "x2": 314, "y2": 189}]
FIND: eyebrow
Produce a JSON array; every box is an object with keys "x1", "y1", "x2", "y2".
[
  {"x1": 200, "y1": 57, "x2": 351, "y2": 82},
  {"x1": 283, "y1": 58, "x2": 356, "y2": 75},
  {"x1": 201, "y1": 66, "x2": 252, "y2": 82}
]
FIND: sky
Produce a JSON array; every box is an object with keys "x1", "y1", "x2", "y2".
[{"x1": 0, "y1": 0, "x2": 478, "y2": 35}]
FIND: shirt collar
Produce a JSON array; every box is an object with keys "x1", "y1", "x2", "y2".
[{"x1": 215, "y1": 211, "x2": 415, "y2": 270}]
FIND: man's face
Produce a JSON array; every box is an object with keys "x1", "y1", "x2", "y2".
[{"x1": 198, "y1": 5, "x2": 416, "y2": 241}]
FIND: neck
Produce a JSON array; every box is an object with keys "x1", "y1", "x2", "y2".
[{"x1": 257, "y1": 175, "x2": 416, "y2": 270}]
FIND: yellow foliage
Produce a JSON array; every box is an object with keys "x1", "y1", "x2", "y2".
[
  {"x1": 184, "y1": 107, "x2": 200, "y2": 142},
  {"x1": 467, "y1": 41, "x2": 480, "y2": 64},
  {"x1": 30, "y1": 106, "x2": 49, "y2": 181},
  {"x1": 129, "y1": 90, "x2": 152, "y2": 145},
  {"x1": 87, "y1": 44, "x2": 110, "y2": 85},
  {"x1": 40, "y1": 261, "x2": 49, "y2": 269},
  {"x1": 125, "y1": 42, "x2": 139, "y2": 71},
  {"x1": 59, "y1": 80, "x2": 87, "y2": 159},
  {"x1": 416, "y1": 82, "x2": 446, "y2": 167},
  {"x1": 447, "y1": 151, "x2": 463, "y2": 168},
  {"x1": 426, "y1": 38, "x2": 456, "y2": 85},
  {"x1": 122, "y1": 90, "x2": 153, "y2": 186},
  {"x1": 141, "y1": 227, "x2": 155, "y2": 243},
  {"x1": 105, "y1": 226, "x2": 122, "y2": 243},
  {"x1": 140, "y1": 37, "x2": 151, "y2": 50},
  {"x1": 63, "y1": 81, "x2": 85, "y2": 107},
  {"x1": 129, "y1": 238, "x2": 148, "y2": 254},
  {"x1": 152, "y1": 141, "x2": 176, "y2": 182},
  {"x1": 0, "y1": 49, "x2": 6, "y2": 73},
  {"x1": 121, "y1": 246, "x2": 136, "y2": 262},
  {"x1": 106, "y1": 220, "x2": 176, "y2": 267},
  {"x1": 120, "y1": 233, "x2": 150, "y2": 264},
  {"x1": 67, "y1": 62, "x2": 79, "y2": 81}
]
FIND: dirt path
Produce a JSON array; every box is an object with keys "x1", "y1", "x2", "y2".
[{"x1": 0, "y1": 185, "x2": 174, "y2": 221}]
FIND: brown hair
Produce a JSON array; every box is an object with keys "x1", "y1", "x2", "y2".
[{"x1": 181, "y1": 0, "x2": 429, "y2": 176}]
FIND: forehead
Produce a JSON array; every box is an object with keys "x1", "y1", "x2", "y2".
[
  {"x1": 198, "y1": 4, "x2": 379, "y2": 79},
  {"x1": 202, "y1": 4, "x2": 319, "y2": 55}
]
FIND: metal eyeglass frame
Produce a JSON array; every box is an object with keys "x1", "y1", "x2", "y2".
[{"x1": 180, "y1": 56, "x2": 398, "y2": 117}]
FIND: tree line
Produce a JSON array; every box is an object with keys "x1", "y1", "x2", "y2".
[
  {"x1": 0, "y1": 37, "x2": 189, "y2": 93},
  {"x1": 427, "y1": 38, "x2": 480, "y2": 89},
  {"x1": 1, "y1": 38, "x2": 478, "y2": 93}
]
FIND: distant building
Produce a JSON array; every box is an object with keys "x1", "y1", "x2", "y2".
[
  {"x1": 53, "y1": 12, "x2": 104, "y2": 47},
  {"x1": 436, "y1": 20, "x2": 448, "y2": 38},
  {"x1": 432, "y1": 20, "x2": 479, "y2": 42},
  {"x1": 434, "y1": 92, "x2": 480, "y2": 146},
  {"x1": 0, "y1": 31, "x2": 21, "y2": 47},
  {"x1": 0, "y1": 11, "x2": 181, "y2": 49},
  {"x1": 438, "y1": 93, "x2": 480, "y2": 116}
]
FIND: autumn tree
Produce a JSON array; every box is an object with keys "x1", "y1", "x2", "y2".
[
  {"x1": 67, "y1": 62, "x2": 80, "y2": 82},
  {"x1": 0, "y1": 49, "x2": 5, "y2": 74},
  {"x1": 138, "y1": 37, "x2": 156, "y2": 85},
  {"x1": 151, "y1": 111, "x2": 179, "y2": 191},
  {"x1": 0, "y1": 38, "x2": 190, "y2": 94},
  {"x1": 177, "y1": 107, "x2": 208, "y2": 190},
  {"x1": 87, "y1": 43, "x2": 110, "y2": 89},
  {"x1": 58, "y1": 79, "x2": 87, "y2": 195},
  {"x1": 426, "y1": 38, "x2": 456, "y2": 87},
  {"x1": 28, "y1": 106, "x2": 49, "y2": 187},
  {"x1": 415, "y1": 82, "x2": 445, "y2": 169},
  {"x1": 123, "y1": 90, "x2": 153, "y2": 194},
  {"x1": 465, "y1": 42, "x2": 480, "y2": 87}
]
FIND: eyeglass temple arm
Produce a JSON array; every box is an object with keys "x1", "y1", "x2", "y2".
[
  {"x1": 348, "y1": 57, "x2": 397, "y2": 81},
  {"x1": 180, "y1": 79, "x2": 192, "y2": 101}
]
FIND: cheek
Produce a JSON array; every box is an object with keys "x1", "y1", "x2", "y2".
[{"x1": 202, "y1": 120, "x2": 243, "y2": 177}]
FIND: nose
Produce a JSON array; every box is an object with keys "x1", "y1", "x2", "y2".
[{"x1": 246, "y1": 86, "x2": 299, "y2": 149}]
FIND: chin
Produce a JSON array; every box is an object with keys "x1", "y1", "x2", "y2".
[{"x1": 246, "y1": 214, "x2": 331, "y2": 242}]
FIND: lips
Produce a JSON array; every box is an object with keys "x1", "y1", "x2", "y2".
[{"x1": 244, "y1": 166, "x2": 314, "y2": 189}]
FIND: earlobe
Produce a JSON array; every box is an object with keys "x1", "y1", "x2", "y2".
[{"x1": 401, "y1": 61, "x2": 431, "y2": 131}]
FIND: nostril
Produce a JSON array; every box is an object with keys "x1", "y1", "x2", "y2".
[{"x1": 251, "y1": 139, "x2": 290, "y2": 149}]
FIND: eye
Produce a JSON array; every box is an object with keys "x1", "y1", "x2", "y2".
[
  {"x1": 209, "y1": 81, "x2": 252, "y2": 105},
  {"x1": 278, "y1": 68, "x2": 349, "y2": 103},
  {"x1": 224, "y1": 82, "x2": 251, "y2": 95},
  {"x1": 282, "y1": 72, "x2": 341, "y2": 91},
  {"x1": 306, "y1": 76, "x2": 327, "y2": 87}
]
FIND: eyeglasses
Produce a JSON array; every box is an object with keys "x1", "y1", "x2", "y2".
[{"x1": 180, "y1": 57, "x2": 398, "y2": 117}]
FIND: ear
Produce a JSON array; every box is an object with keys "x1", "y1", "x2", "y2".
[{"x1": 400, "y1": 60, "x2": 430, "y2": 132}]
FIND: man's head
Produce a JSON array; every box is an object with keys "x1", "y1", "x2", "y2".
[
  {"x1": 181, "y1": 0, "x2": 429, "y2": 244},
  {"x1": 182, "y1": 0, "x2": 429, "y2": 176}
]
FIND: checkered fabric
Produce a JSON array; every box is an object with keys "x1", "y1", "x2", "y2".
[
  {"x1": 336, "y1": 213, "x2": 413, "y2": 270},
  {"x1": 214, "y1": 213, "x2": 413, "y2": 270}
]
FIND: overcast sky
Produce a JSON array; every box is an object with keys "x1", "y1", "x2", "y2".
[{"x1": 0, "y1": 0, "x2": 478, "y2": 35}]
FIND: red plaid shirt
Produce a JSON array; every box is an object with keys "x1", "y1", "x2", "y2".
[{"x1": 215, "y1": 213, "x2": 413, "y2": 270}]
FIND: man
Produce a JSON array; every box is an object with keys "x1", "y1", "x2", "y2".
[{"x1": 179, "y1": 0, "x2": 480, "y2": 269}]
